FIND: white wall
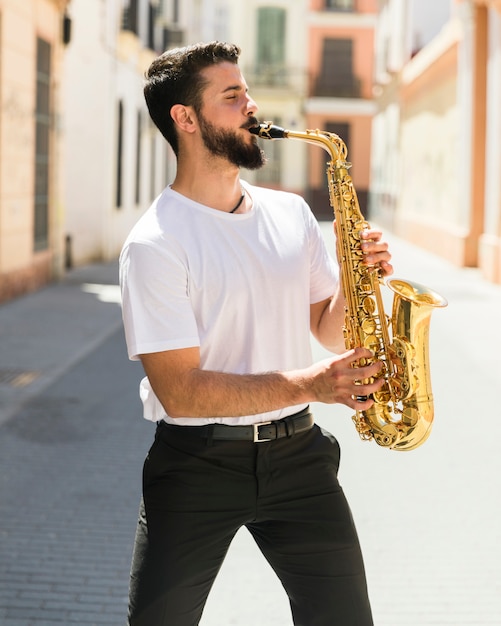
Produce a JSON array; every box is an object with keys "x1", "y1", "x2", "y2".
[{"x1": 62, "y1": 0, "x2": 169, "y2": 265}]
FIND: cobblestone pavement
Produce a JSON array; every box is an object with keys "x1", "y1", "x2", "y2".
[
  {"x1": 0, "y1": 340, "x2": 149, "y2": 624},
  {"x1": 0, "y1": 225, "x2": 500, "y2": 626}
]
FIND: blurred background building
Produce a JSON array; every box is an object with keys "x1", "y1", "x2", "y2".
[
  {"x1": 306, "y1": 0, "x2": 376, "y2": 219},
  {"x1": 372, "y1": 0, "x2": 501, "y2": 282},
  {"x1": 0, "y1": 0, "x2": 500, "y2": 303},
  {"x1": 0, "y1": 0, "x2": 70, "y2": 301}
]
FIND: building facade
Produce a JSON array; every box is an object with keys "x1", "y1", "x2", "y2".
[
  {"x1": 222, "y1": 0, "x2": 377, "y2": 221},
  {"x1": 229, "y1": 0, "x2": 309, "y2": 196},
  {"x1": 0, "y1": 0, "x2": 380, "y2": 301},
  {"x1": 371, "y1": 0, "x2": 501, "y2": 283},
  {"x1": 61, "y1": 0, "x2": 177, "y2": 269},
  {"x1": 0, "y1": 0, "x2": 70, "y2": 302},
  {"x1": 305, "y1": 0, "x2": 377, "y2": 219}
]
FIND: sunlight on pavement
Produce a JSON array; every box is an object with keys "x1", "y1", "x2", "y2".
[{"x1": 81, "y1": 283, "x2": 121, "y2": 304}]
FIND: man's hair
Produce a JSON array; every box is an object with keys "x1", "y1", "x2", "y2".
[{"x1": 144, "y1": 41, "x2": 241, "y2": 155}]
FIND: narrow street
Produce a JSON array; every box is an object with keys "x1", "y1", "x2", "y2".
[
  {"x1": 0, "y1": 225, "x2": 500, "y2": 625},
  {"x1": 0, "y1": 327, "x2": 149, "y2": 625}
]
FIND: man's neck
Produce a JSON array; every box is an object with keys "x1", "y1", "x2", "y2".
[{"x1": 171, "y1": 158, "x2": 247, "y2": 214}]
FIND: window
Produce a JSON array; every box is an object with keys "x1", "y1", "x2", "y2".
[
  {"x1": 135, "y1": 110, "x2": 142, "y2": 205},
  {"x1": 147, "y1": 2, "x2": 155, "y2": 50},
  {"x1": 34, "y1": 38, "x2": 51, "y2": 251},
  {"x1": 315, "y1": 38, "x2": 360, "y2": 98},
  {"x1": 327, "y1": 122, "x2": 350, "y2": 150},
  {"x1": 257, "y1": 7, "x2": 285, "y2": 66},
  {"x1": 255, "y1": 7, "x2": 286, "y2": 85},
  {"x1": 122, "y1": 0, "x2": 139, "y2": 34},
  {"x1": 116, "y1": 100, "x2": 124, "y2": 209}
]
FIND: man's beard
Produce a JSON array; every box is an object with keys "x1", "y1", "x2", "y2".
[{"x1": 197, "y1": 113, "x2": 266, "y2": 170}]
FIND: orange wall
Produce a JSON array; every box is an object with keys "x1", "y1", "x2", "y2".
[{"x1": 304, "y1": 1, "x2": 376, "y2": 217}]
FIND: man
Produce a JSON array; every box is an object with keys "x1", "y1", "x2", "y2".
[{"x1": 120, "y1": 41, "x2": 392, "y2": 626}]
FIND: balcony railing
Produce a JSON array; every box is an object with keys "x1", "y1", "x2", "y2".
[
  {"x1": 244, "y1": 65, "x2": 307, "y2": 93},
  {"x1": 324, "y1": 0, "x2": 355, "y2": 11},
  {"x1": 311, "y1": 75, "x2": 362, "y2": 98},
  {"x1": 163, "y1": 26, "x2": 184, "y2": 49}
]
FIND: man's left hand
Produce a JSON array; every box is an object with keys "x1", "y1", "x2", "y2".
[{"x1": 360, "y1": 228, "x2": 393, "y2": 276}]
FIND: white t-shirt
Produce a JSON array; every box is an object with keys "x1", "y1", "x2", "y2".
[{"x1": 119, "y1": 181, "x2": 338, "y2": 425}]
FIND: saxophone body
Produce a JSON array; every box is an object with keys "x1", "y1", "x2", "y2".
[{"x1": 250, "y1": 122, "x2": 447, "y2": 451}]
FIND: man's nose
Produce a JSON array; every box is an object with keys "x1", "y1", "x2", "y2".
[{"x1": 246, "y1": 94, "x2": 258, "y2": 116}]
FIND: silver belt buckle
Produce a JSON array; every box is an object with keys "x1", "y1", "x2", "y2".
[{"x1": 253, "y1": 421, "x2": 273, "y2": 442}]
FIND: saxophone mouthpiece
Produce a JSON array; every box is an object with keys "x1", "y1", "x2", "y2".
[{"x1": 249, "y1": 122, "x2": 288, "y2": 140}]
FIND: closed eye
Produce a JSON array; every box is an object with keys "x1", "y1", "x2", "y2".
[{"x1": 222, "y1": 84, "x2": 247, "y2": 100}]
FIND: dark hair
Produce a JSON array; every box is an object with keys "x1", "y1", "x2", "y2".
[{"x1": 143, "y1": 41, "x2": 241, "y2": 155}]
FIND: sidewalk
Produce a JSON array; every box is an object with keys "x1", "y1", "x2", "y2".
[
  {"x1": 0, "y1": 260, "x2": 142, "y2": 626},
  {"x1": 0, "y1": 261, "x2": 122, "y2": 426},
  {"x1": 1, "y1": 227, "x2": 500, "y2": 625}
]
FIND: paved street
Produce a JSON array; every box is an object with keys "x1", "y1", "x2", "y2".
[{"x1": 0, "y1": 223, "x2": 500, "y2": 626}]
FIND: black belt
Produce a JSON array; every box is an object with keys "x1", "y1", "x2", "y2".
[{"x1": 160, "y1": 406, "x2": 313, "y2": 443}]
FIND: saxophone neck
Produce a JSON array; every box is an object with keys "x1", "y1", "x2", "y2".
[{"x1": 250, "y1": 122, "x2": 349, "y2": 164}]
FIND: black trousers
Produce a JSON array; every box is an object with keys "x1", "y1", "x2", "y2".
[{"x1": 127, "y1": 420, "x2": 373, "y2": 626}]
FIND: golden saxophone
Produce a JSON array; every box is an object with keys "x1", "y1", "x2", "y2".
[{"x1": 250, "y1": 122, "x2": 448, "y2": 451}]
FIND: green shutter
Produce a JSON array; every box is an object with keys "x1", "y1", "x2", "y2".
[{"x1": 257, "y1": 7, "x2": 286, "y2": 66}]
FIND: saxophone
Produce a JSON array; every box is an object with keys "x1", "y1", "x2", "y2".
[{"x1": 250, "y1": 122, "x2": 448, "y2": 451}]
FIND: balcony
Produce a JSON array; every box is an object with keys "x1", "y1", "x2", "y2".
[
  {"x1": 163, "y1": 26, "x2": 184, "y2": 49},
  {"x1": 311, "y1": 74, "x2": 362, "y2": 98},
  {"x1": 324, "y1": 0, "x2": 355, "y2": 11},
  {"x1": 244, "y1": 65, "x2": 307, "y2": 94}
]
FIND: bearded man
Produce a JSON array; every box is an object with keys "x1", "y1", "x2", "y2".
[{"x1": 119, "y1": 41, "x2": 392, "y2": 626}]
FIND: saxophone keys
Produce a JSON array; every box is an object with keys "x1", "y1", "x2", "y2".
[
  {"x1": 359, "y1": 277, "x2": 373, "y2": 294},
  {"x1": 362, "y1": 296, "x2": 376, "y2": 314}
]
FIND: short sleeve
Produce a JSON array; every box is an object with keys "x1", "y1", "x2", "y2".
[{"x1": 119, "y1": 240, "x2": 200, "y2": 361}]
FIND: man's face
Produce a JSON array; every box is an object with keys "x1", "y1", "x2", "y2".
[
  {"x1": 196, "y1": 62, "x2": 266, "y2": 170},
  {"x1": 197, "y1": 111, "x2": 266, "y2": 170}
]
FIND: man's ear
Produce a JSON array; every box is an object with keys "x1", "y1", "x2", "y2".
[{"x1": 170, "y1": 104, "x2": 197, "y2": 134}]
